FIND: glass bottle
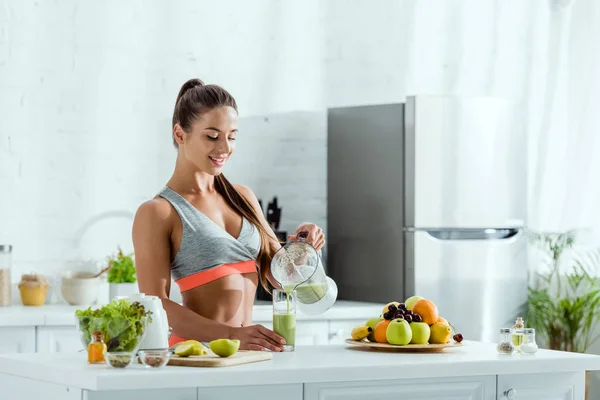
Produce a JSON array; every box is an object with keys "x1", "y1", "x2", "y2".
[
  {"x1": 520, "y1": 328, "x2": 538, "y2": 354},
  {"x1": 0, "y1": 245, "x2": 12, "y2": 307},
  {"x1": 511, "y1": 317, "x2": 525, "y2": 351},
  {"x1": 88, "y1": 331, "x2": 107, "y2": 364},
  {"x1": 497, "y1": 328, "x2": 514, "y2": 354}
]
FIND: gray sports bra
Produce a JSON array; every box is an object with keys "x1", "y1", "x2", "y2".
[{"x1": 158, "y1": 186, "x2": 261, "y2": 292}]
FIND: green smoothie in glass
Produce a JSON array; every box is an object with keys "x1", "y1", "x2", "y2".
[{"x1": 272, "y1": 289, "x2": 296, "y2": 351}]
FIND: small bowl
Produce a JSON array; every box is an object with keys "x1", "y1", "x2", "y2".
[
  {"x1": 138, "y1": 350, "x2": 172, "y2": 368},
  {"x1": 105, "y1": 352, "x2": 135, "y2": 369},
  {"x1": 61, "y1": 271, "x2": 100, "y2": 305}
]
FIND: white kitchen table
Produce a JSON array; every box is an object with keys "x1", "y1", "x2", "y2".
[{"x1": 1, "y1": 341, "x2": 599, "y2": 400}]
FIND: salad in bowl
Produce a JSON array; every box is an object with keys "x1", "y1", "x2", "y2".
[{"x1": 75, "y1": 298, "x2": 152, "y2": 353}]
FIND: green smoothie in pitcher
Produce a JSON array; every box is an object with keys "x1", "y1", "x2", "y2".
[{"x1": 283, "y1": 282, "x2": 328, "y2": 304}]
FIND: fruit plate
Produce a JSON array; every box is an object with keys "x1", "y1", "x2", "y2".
[{"x1": 345, "y1": 339, "x2": 463, "y2": 352}]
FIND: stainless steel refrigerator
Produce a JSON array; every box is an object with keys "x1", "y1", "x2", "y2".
[{"x1": 326, "y1": 96, "x2": 528, "y2": 342}]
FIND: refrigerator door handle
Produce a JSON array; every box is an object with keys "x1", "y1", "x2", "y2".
[{"x1": 405, "y1": 228, "x2": 522, "y2": 241}]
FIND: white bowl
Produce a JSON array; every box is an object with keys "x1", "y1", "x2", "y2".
[{"x1": 61, "y1": 271, "x2": 100, "y2": 305}]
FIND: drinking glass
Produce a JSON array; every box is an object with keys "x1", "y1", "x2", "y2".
[{"x1": 272, "y1": 289, "x2": 296, "y2": 352}]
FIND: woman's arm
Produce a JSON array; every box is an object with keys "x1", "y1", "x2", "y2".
[
  {"x1": 132, "y1": 200, "x2": 231, "y2": 341},
  {"x1": 132, "y1": 199, "x2": 285, "y2": 351}
]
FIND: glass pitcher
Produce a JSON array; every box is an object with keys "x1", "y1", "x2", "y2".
[{"x1": 270, "y1": 232, "x2": 337, "y2": 315}]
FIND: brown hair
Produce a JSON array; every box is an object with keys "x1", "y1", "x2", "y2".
[{"x1": 172, "y1": 78, "x2": 278, "y2": 292}]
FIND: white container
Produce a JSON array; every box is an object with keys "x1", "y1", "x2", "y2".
[
  {"x1": 109, "y1": 283, "x2": 138, "y2": 300},
  {"x1": 116, "y1": 293, "x2": 170, "y2": 350},
  {"x1": 61, "y1": 271, "x2": 101, "y2": 305},
  {"x1": 0, "y1": 245, "x2": 12, "y2": 306}
]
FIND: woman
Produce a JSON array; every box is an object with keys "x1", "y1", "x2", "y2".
[{"x1": 132, "y1": 78, "x2": 325, "y2": 352}]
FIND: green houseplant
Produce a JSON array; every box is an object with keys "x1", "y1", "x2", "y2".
[
  {"x1": 526, "y1": 230, "x2": 600, "y2": 353},
  {"x1": 106, "y1": 247, "x2": 138, "y2": 300}
]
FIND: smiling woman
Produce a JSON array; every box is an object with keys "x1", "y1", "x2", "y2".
[{"x1": 131, "y1": 78, "x2": 327, "y2": 352}]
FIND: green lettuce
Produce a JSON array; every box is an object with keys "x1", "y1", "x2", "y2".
[{"x1": 75, "y1": 299, "x2": 152, "y2": 352}]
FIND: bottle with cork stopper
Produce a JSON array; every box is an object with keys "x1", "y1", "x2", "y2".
[
  {"x1": 511, "y1": 316, "x2": 525, "y2": 351},
  {"x1": 88, "y1": 331, "x2": 107, "y2": 364}
]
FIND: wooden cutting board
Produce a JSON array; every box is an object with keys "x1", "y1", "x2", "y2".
[{"x1": 167, "y1": 350, "x2": 273, "y2": 368}]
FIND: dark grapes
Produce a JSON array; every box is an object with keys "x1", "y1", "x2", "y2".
[
  {"x1": 453, "y1": 333, "x2": 464, "y2": 343},
  {"x1": 394, "y1": 314, "x2": 404, "y2": 320},
  {"x1": 398, "y1": 303, "x2": 407, "y2": 310},
  {"x1": 383, "y1": 312, "x2": 392, "y2": 320},
  {"x1": 388, "y1": 304, "x2": 397, "y2": 312},
  {"x1": 412, "y1": 314, "x2": 422, "y2": 323},
  {"x1": 404, "y1": 314, "x2": 413, "y2": 323}
]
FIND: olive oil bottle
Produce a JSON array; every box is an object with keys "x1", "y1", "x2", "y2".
[{"x1": 511, "y1": 317, "x2": 525, "y2": 350}]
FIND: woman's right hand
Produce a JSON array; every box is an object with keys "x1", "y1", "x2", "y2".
[{"x1": 230, "y1": 324, "x2": 286, "y2": 352}]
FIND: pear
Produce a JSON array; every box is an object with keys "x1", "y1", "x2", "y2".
[
  {"x1": 386, "y1": 318, "x2": 412, "y2": 345},
  {"x1": 182, "y1": 340, "x2": 208, "y2": 355},
  {"x1": 409, "y1": 322, "x2": 431, "y2": 344},
  {"x1": 405, "y1": 295, "x2": 425, "y2": 311},
  {"x1": 365, "y1": 317, "x2": 384, "y2": 342},
  {"x1": 209, "y1": 339, "x2": 240, "y2": 357},
  {"x1": 174, "y1": 343, "x2": 196, "y2": 357}
]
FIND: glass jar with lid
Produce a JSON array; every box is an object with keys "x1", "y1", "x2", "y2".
[
  {"x1": 520, "y1": 328, "x2": 538, "y2": 354},
  {"x1": 0, "y1": 245, "x2": 12, "y2": 306},
  {"x1": 497, "y1": 328, "x2": 514, "y2": 354}
]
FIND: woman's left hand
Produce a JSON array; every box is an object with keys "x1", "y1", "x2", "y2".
[{"x1": 288, "y1": 223, "x2": 325, "y2": 251}]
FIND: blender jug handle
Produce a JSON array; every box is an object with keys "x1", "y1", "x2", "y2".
[{"x1": 296, "y1": 231, "x2": 309, "y2": 241}]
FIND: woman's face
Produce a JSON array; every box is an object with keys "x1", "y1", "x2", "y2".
[{"x1": 174, "y1": 106, "x2": 238, "y2": 175}]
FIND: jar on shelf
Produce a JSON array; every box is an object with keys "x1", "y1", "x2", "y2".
[
  {"x1": 520, "y1": 328, "x2": 538, "y2": 354},
  {"x1": 0, "y1": 245, "x2": 12, "y2": 307},
  {"x1": 18, "y1": 274, "x2": 48, "y2": 306},
  {"x1": 497, "y1": 328, "x2": 514, "y2": 354}
]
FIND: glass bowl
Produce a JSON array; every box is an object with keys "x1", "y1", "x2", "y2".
[
  {"x1": 75, "y1": 315, "x2": 148, "y2": 354},
  {"x1": 138, "y1": 350, "x2": 172, "y2": 368},
  {"x1": 105, "y1": 352, "x2": 135, "y2": 369}
]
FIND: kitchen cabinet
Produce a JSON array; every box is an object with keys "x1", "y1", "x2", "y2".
[
  {"x1": 0, "y1": 327, "x2": 36, "y2": 353},
  {"x1": 36, "y1": 326, "x2": 82, "y2": 353},
  {"x1": 328, "y1": 319, "x2": 366, "y2": 344},
  {"x1": 497, "y1": 372, "x2": 582, "y2": 400},
  {"x1": 304, "y1": 376, "x2": 497, "y2": 400}
]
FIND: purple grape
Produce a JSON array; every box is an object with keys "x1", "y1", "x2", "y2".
[
  {"x1": 383, "y1": 312, "x2": 392, "y2": 320},
  {"x1": 413, "y1": 314, "x2": 423, "y2": 323},
  {"x1": 388, "y1": 304, "x2": 397, "y2": 312},
  {"x1": 404, "y1": 314, "x2": 413, "y2": 323},
  {"x1": 398, "y1": 303, "x2": 407, "y2": 310},
  {"x1": 395, "y1": 314, "x2": 404, "y2": 320}
]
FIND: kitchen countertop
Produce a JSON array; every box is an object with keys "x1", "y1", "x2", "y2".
[
  {"x1": 0, "y1": 300, "x2": 384, "y2": 327},
  {"x1": 1, "y1": 341, "x2": 599, "y2": 391}
]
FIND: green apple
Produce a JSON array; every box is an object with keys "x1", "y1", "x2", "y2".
[
  {"x1": 365, "y1": 317, "x2": 384, "y2": 342},
  {"x1": 386, "y1": 318, "x2": 412, "y2": 345},
  {"x1": 209, "y1": 339, "x2": 240, "y2": 357},
  {"x1": 409, "y1": 322, "x2": 431, "y2": 344},
  {"x1": 405, "y1": 295, "x2": 425, "y2": 311}
]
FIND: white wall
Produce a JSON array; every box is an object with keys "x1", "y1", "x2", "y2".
[{"x1": 2, "y1": 0, "x2": 599, "y2": 298}]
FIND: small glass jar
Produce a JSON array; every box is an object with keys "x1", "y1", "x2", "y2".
[
  {"x1": 497, "y1": 328, "x2": 514, "y2": 354},
  {"x1": 88, "y1": 331, "x2": 107, "y2": 364},
  {"x1": 520, "y1": 328, "x2": 538, "y2": 354}
]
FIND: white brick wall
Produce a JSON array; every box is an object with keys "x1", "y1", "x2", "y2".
[{"x1": 0, "y1": 0, "x2": 580, "y2": 291}]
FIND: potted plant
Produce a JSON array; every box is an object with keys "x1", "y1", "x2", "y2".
[
  {"x1": 526, "y1": 230, "x2": 600, "y2": 399},
  {"x1": 106, "y1": 247, "x2": 138, "y2": 300}
]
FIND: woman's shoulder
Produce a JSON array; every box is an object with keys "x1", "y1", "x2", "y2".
[
  {"x1": 233, "y1": 184, "x2": 260, "y2": 203},
  {"x1": 134, "y1": 196, "x2": 175, "y2": 226}
]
